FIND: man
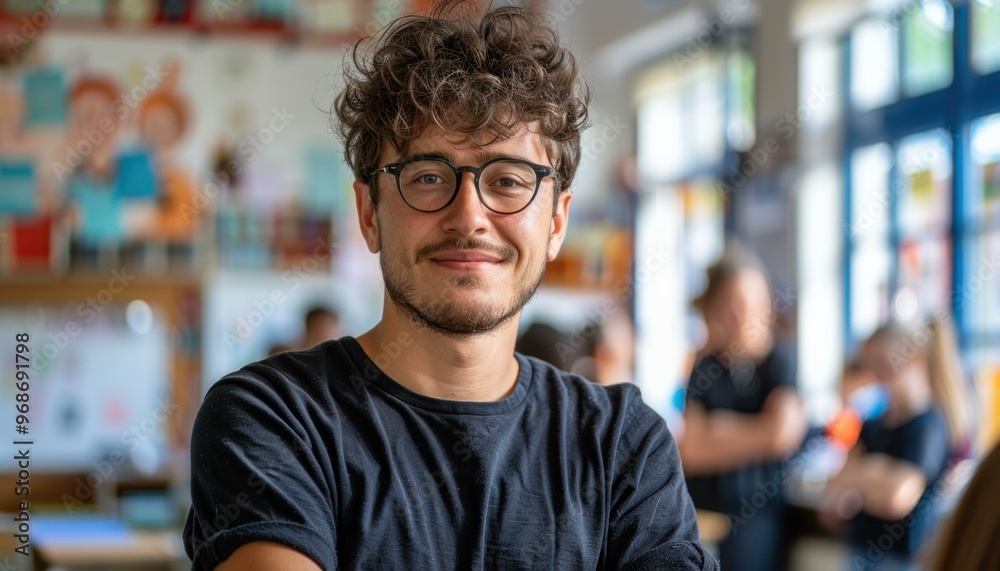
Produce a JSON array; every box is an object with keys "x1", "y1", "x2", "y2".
[
  {"x1": 299, "y1": 305, "x2": 342, "y2": 350},
  {"x1": 183, "y1": 3, "x2": 716, "y2": 570}
]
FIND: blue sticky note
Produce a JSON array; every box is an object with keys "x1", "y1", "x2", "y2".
[
  {"x1": 255, "y1": 0, "x2": 290, "y2": 19},
  {"x1": 23, "y1": 68, "x2": 68, "y2": 127},
  {"x1": 33, "y1": 516, "x2": 132, "y2": 546},
  {"x1": 0, "y1": 160, "x2": 36, "y2": 214},
  {"x1": 115, "y1": 150, "x2": 158, "y2": 199},
  {"x1": 69, "y1": 176, "x2": 123, "y2": 245},
  {"x1": 304, "y1": 146, "x2": 344, "y2": 213}
]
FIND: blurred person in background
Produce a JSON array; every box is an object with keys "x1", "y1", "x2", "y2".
[
  {"x1": 677, "y1": 244, "x2": 808, "y2": 571},
  {"x1": 925, "y1": 440, "x2": 1000, "y2": 571},
  {"x1": 568, "y1": 309, "x2": 636, "y2": 387},
  {"x1": 517, "y1": 307, "x2": 635, "y2": 387},
  {"x1": 298, "y1": 304, "x2": 342, "y2": 349},
  {"x1": 820, "y1": 318, "x2": 972, "y2": 570}
]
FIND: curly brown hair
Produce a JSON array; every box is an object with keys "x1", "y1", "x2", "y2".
[{"x1": 333, "y1": 1, "x2": 590, "y2": 202}]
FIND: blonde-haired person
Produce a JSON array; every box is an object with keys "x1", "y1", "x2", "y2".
[
  {"x1": 821, "y1": 318, "x2": 972, "y2": 570},
  {"x1": 925, "y1": 441, "x2": 1000, "y2": 570}
]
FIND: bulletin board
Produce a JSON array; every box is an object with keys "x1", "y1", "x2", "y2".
[{"x1": 0, "y1": 277, "x2": 201, "y2": 471}]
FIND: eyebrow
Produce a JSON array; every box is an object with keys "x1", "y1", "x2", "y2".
[{"x1": 402, "y1": 149, "x2": 535, "y2": 165}]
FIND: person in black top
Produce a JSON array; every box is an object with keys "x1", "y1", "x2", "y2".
[
  {"x1": 677, "y1": 246, "x2": 808, "y2": 571},
  {"x1": 821, "y1": 318, "x2": 971, "y2": 570},
  {"x1": 182, "y1": 2, "x2": 716, "y2": 569}
]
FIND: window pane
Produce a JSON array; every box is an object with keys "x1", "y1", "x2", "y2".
[
  {"x1": 851, "y1": 143, "x2": 893, "y2": 240},
  {"x1": 903, "y1": 0, "x2": 954, "y2": 96},
  {"x1": 970, "y1": 113, "x2": 1000, "y2": 226},
  {"x1": 726, "y1": 50, "x2": 755, "y2": 151},
  {"x1": 897, "y1": 130, "x2": 952, "y2": 236},
  {"x1": 851, "y1": 19, "x2": 899, "y2": 111},
  {"x1": 896, "y1": 236, "x2": 952, "y2": 320},
  {"x1": 963, "y1": 230, "x2": 1000, "y2": 334},
  {"x1": 851, "y1": 241, "x2": 892, "y2": 340},
  {"x1": 972, "y1": 0, "x2": 1000, "y2": 75}
]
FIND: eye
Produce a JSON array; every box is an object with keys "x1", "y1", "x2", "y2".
[{"x1": 416, "y1": 174, "x2": 446, "y2": 185}]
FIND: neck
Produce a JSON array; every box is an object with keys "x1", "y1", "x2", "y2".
[{"x1": 355, "y1": 299, "x2": 521, "y2": 402}]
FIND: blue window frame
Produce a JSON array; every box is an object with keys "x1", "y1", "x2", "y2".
[{"x1": 843, "y1": 1, "x2": 1000, "y2": 369}]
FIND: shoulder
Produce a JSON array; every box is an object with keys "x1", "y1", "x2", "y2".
[
  {"x1": 759, "y1": 343, "x2": 796, "y2": 388},
  {"x1": 196, "y1": 339, "x2": 355, "y2": 431},
  {"x1": 521, "y1": 353, "x2": 647, "y2": 411},
  {"x1": 520, "y1": 354, "x2": 667, "y2": 444},
  {"x1": 902, "y1": 408, "x2": 949, "y2": 441}
]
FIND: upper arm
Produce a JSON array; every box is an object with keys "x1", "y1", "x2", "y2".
[
  {"x1": 215, "y1": 542, "x2": 324, "y2": 571},
  {"x1": 760, "y1": 387, "x2": 808, "y2": 456},
  {"x1": 608, "y1": 393, "x2": 718, "y2": 570},
  {"x1": 185, "y1": 377, "x2": 338, "y2": 570},
  {"x1": 857, "y1": 453, "x2": 928, "y2": 520}
]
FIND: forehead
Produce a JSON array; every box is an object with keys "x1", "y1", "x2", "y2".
[{"x1": 388, "y1": 123, "x2": 552, "y2": 164}]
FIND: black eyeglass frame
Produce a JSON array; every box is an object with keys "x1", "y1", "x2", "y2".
[{"x1": 369, "y1": 156, "x2": 559, "y2": 215}]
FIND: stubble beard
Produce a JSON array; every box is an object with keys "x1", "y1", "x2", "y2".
[{"x1": 379, "y1": 235, "x2": 548, "y2": 338}]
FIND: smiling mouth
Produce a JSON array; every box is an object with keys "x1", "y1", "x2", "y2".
[{"x1": 429, "y1": 250, "x2": 504, "y2": 270}]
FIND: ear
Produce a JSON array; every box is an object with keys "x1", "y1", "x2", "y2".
[
  {"x1": 354, "y1": 180, "x2": 380, "y2": 254},
  {"x1": 546, "y1": 189, "x2": 573, "y2": 262}
]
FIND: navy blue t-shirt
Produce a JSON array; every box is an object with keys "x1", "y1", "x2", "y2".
[
  {"x1": 183, "y1": 336, "x2": 716, "y2": 570},
  {"x1": 683, "y1": 347, "x2": 798, "y2": 513},
  {"x1": 849, "y1": 408, "x2": 950, "y2": 558}
]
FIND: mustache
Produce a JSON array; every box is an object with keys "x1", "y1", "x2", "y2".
[{"x1": 415, "y1": 238, "x2": 516, "y2": 263}]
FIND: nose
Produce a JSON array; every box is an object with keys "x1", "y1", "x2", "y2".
[{"x1": 440, "y1": 172, "x2": 490, "y2": 236}]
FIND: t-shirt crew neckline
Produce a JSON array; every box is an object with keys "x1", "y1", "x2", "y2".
[{"x1": 338, "y1": 335, "x2": 533, "y2": 416}]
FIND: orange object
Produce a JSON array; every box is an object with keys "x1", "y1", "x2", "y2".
[{"x1": 826, "y1": 408, "x2": 863, "y2": 450}]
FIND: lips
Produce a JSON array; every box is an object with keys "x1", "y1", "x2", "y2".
[
  {"x1": 429, "y1": 250, "x2": 505, "y2": 270},
  {"x1": 430, "y1": 250, "x2": 504, "y2": 263}
]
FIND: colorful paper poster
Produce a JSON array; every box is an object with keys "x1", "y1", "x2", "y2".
[
  {"x1": 69, "y1": 176, "x2": 123, "y2": 245},
  {"x1": 909, "y1": 169, "x2": 935, "y2": 203},
  {"x1": 304, "y1": 145, "x2": 347, "y2": 213},
  {"x1": 23, "y1": 68, "x2": 68, "y2": 127},
  {"x1": 0, "y1": 160, "x2": 36, "y2": 214},
  {"x1": 58, "y1": 0, "x2": 107, "y2": 19},
  {"x1": 984, "y1": 162, "x2": 998, "y2": 203},
  {"x1": 255, "y1": 0, "x2": 292, "y2": 20},
  {"x1": 115, "y1": 150, "x2": 158, "y2": 199}
]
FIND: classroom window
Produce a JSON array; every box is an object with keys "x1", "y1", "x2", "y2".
[
  {"x1": 850, "y1": 143, "x2": 893, "y2": 339},
  {"x1": 902, "y1": 0, "x2": 954, "y2": 97},
  {"x1": 966, "y1": 114, "x2": 1000, "y2": 336},
  {"x1": 850, "y1": 19, "x2": 899, "y2": 111},
  {"x1": 971, "y1": 0, "x2": 1000, "y2": 74}
]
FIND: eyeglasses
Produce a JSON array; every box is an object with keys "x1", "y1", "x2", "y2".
[{"x1": 369, "y1": 156, "x2": 558, "y2": 215}]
